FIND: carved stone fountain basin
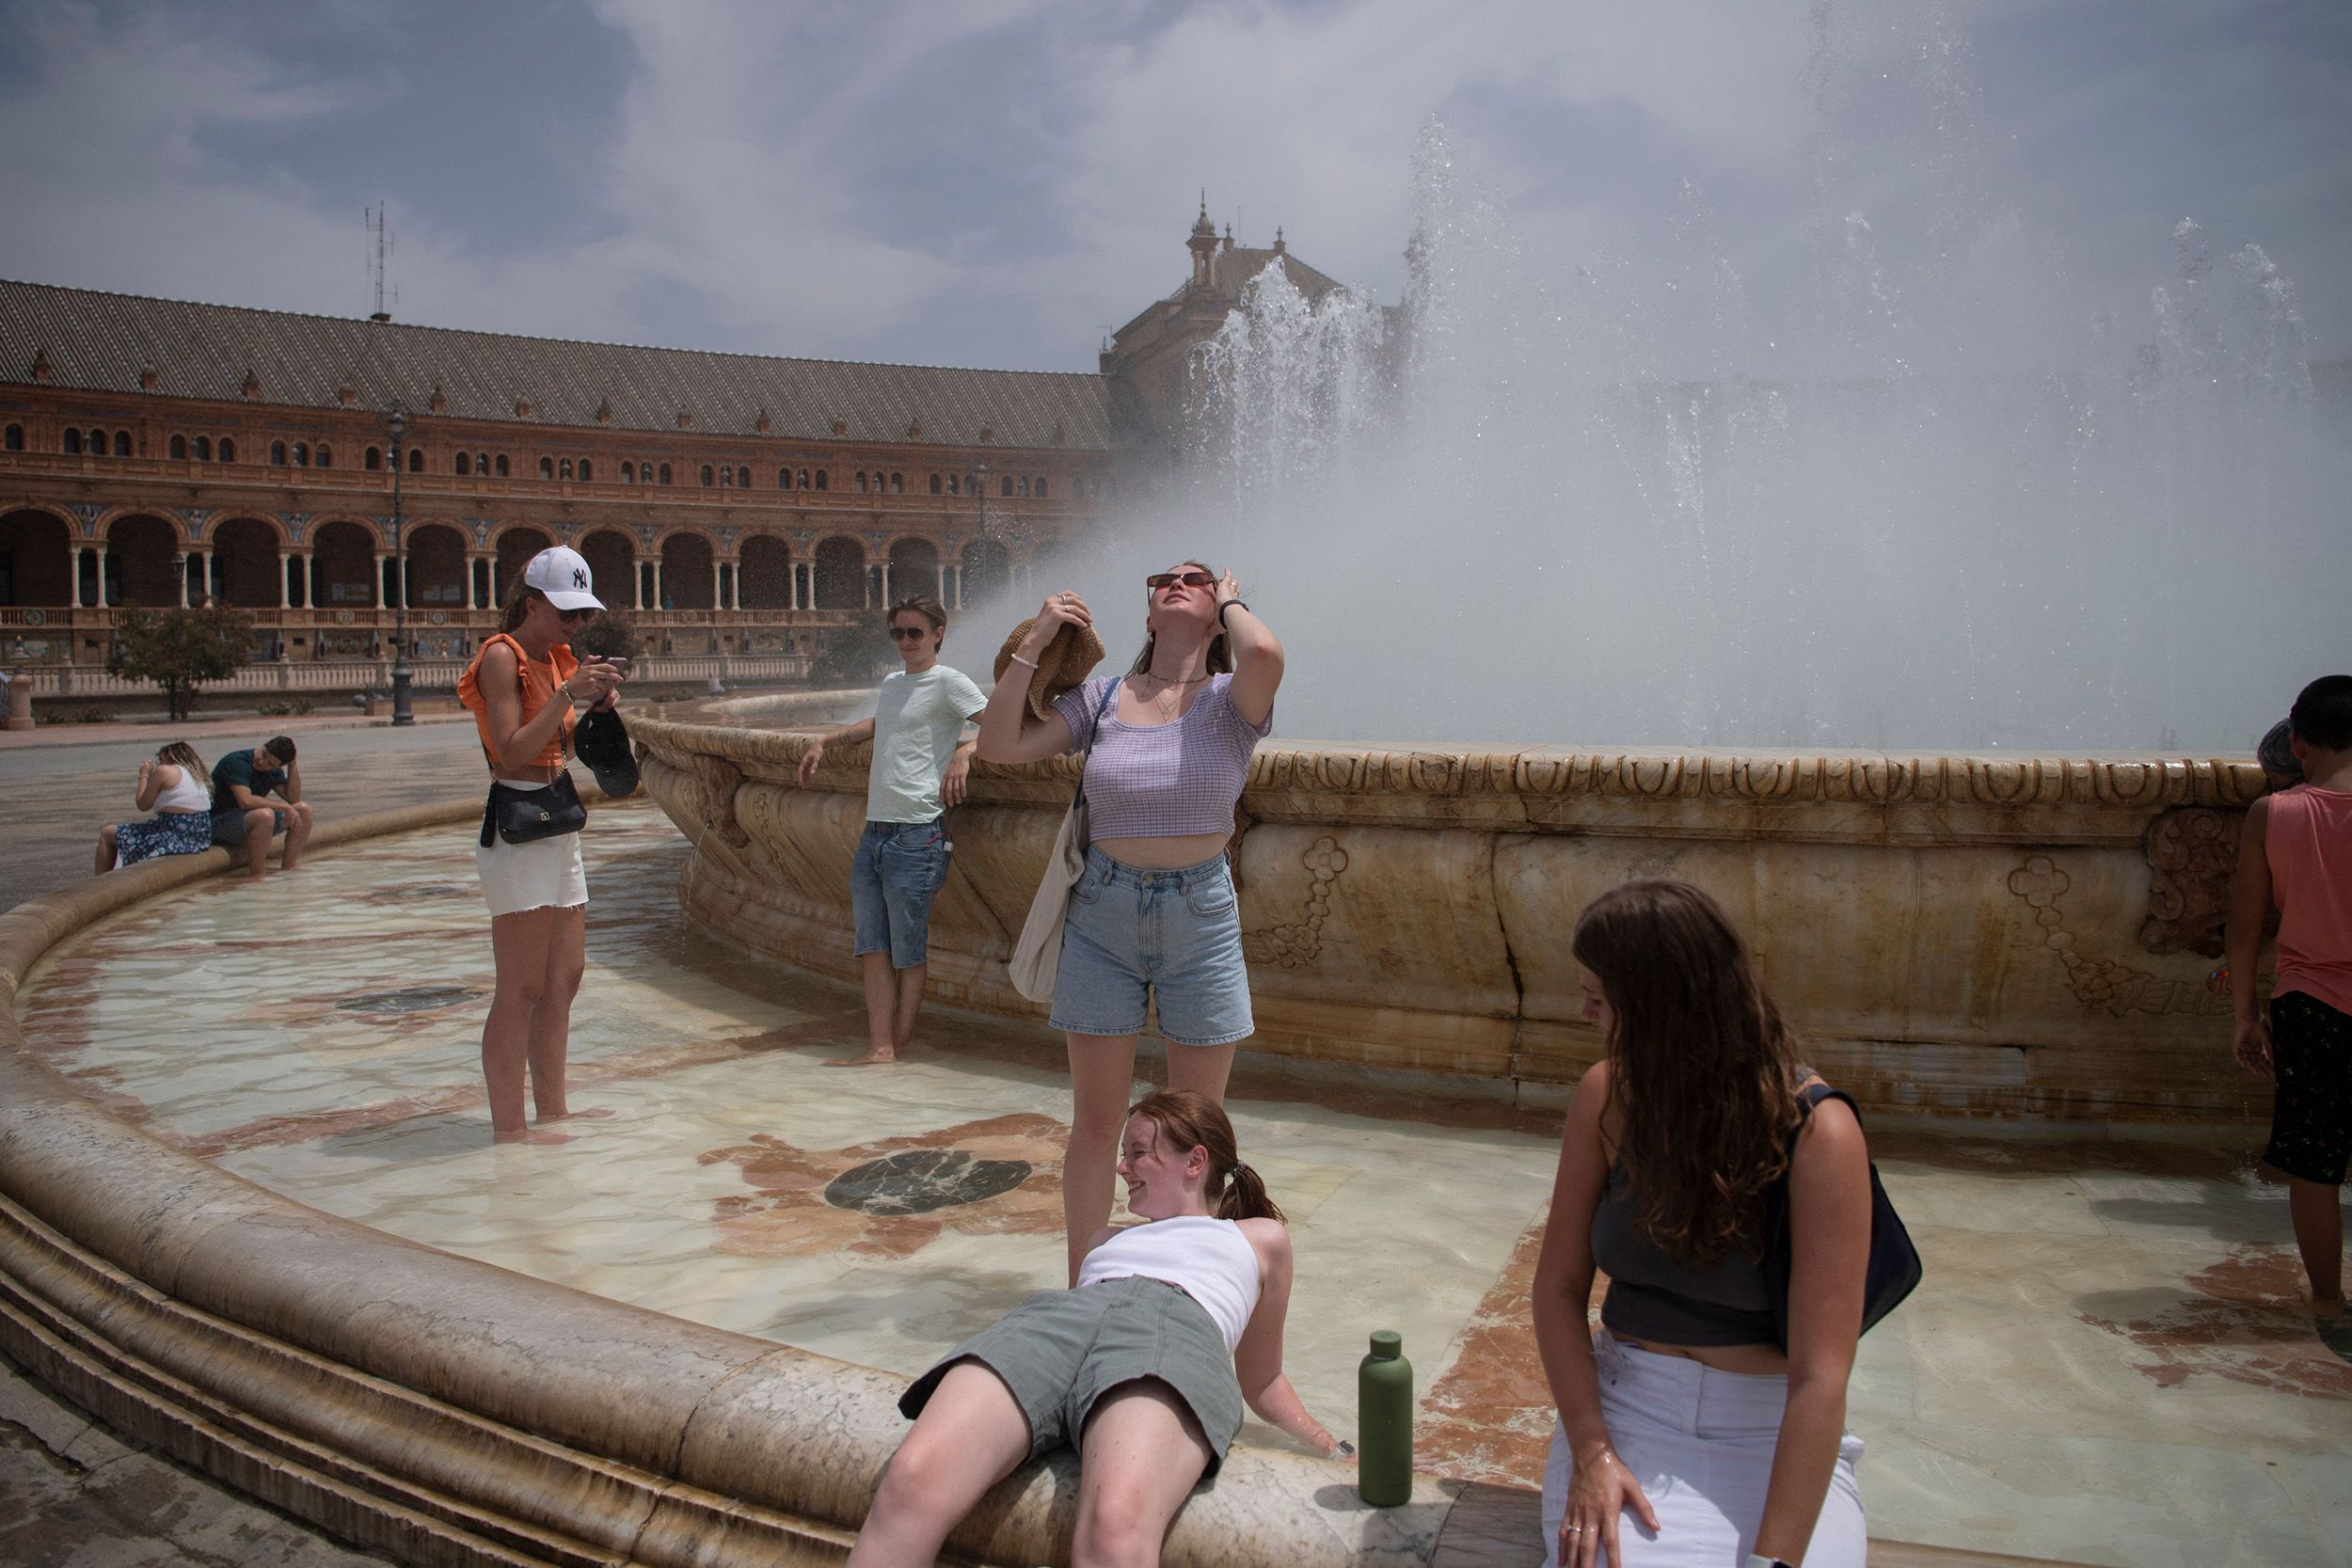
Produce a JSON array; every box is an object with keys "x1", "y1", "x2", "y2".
[{"x1": 635, "y1": 692, "x2": 2267, "y2": 1125}]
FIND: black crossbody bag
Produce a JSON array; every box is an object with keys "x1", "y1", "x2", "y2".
[
  {"x1": 1758, "y1": 1082, "x2": 1923, "y2": 1350},
  {"x1": 481, "y1": 770, "x2": 587, "y2": 847}
]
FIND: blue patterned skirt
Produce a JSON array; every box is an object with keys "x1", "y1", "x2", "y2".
[{"x1": 114, "y1": 812, "x2": 215, "y2": 868}]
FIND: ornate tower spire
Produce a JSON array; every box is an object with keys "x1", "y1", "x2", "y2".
[{"x1": 1188, "y1": 191, "x2": 1218, "y2": 289}]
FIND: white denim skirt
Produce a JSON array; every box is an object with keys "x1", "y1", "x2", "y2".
[
  {"x1": 1542, "y1": 1332, "x2": 1866, "y2": 1567},
  {"x1": 475, "y1": 779, "x2": 588, "y2": 918}
]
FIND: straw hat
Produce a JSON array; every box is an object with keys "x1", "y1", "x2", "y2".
[{"x1": 995, "y1": 617, "x2": 1106, "y2": 723}]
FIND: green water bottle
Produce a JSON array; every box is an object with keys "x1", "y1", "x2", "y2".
[{"x1": 1358, "y1": 1328, "x2": 1413, "y2": 1506}]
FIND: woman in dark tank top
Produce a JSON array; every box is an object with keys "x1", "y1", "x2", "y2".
[{"x1": 1531, "y1": 880, "x2": 1874, "y2": 1568}]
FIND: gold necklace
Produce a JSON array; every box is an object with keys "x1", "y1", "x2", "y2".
[{"x1": 1140, "y1": 670, "x2": 1210, "y2": 718}]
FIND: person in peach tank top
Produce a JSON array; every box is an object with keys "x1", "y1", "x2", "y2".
[
  {"x1": 455, "y1": 546, "x2": 625, "y2": 1144},
  {"x1": 2226, "y1": 674, "x2": 2352, "y2": 1323}
]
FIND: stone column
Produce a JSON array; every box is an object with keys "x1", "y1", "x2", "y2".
[
  {"x1": 880, "y1": 562, "x2": 892, "y2": 602},
  {"x1": 712, "y1": 558, "x2": 723, "y2": 612},
  {"x1": 951, "y1": 563, "x2": 963, "y2": 610},
  {"x1": 935, "y1": 562, "x2": 947, "y2": 602},
  {"x1": 630, "y1": 555, "x2": 645, "y2": 611},
  {"x1": 174, "y1": 553, "x2": 189, "y2": 608},
  {"x1": 198, "y1": 549, "x2": 213, "y2": 605},
  {"x1": 278, "y1": 553, "x2": 293, "y2": 610},
  {"x1": 72, "y1": 547, "x2": 87, "y2": 610}
]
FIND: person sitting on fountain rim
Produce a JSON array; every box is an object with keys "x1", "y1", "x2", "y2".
[
  {"x1": 843, "y1": 1090, "x2": 1345, "y2": 1568},
  {"x1": 2224, "y1": 673, "x2": 2352, "y2": 1323},
  {"x1": 976, "y1": 562, "x2": 1282, "y2": 1285},
  {"x1": 796, "y1": 595, "x2": 985, "y2": 1066},
  {"x1": 208, "y1": 736, "x2": 314, "y2": 881}
]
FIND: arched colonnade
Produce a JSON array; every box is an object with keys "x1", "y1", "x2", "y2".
[{"x1": 0, "y1": 510, "x2": 1041, "y2": 616}]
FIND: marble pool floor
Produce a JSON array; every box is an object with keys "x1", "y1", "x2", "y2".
[{"x1": 15, "y1": 807, "x2": 2350, "y2": 1568}]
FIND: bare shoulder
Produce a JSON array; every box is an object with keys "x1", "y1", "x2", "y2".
[
  {"x1": 1236, "y1": 1216, "x2": 1291, "y2": 1261},
  {"x1": 481, "y1": 640, "x2": 519, "y2": 675},
  {"x1": 1793, "y1": 1085, "x2": 1867, "y2": 1164}
]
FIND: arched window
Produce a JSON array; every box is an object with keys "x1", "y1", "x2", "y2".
[
  {"x1": 890, "y1": 472, "x2": 903, "y2": 494},
  {"x1": 854, "y1": 471, "x2": 867, "y2": 493},
  {"x1": 928, "y1": 473, "x2": 941, "y2": 495},
  {"x1": 539, "y1": 456, "x2": 555, "y2": 480},
  {"x1": 169, "y1": 434, "x2": 187, "y2": 460},
  {"x1": 814, "y1": 470, "x2": 827, "y2": 491},
  {"x1": 736, "y1": 466, "x2": 749, "y2": 487},
  {"x1": 406, "y1": 447, "x2": 422, "y2": 473},
  {"x1": 365, "y1": 446, "x2": 381, "y2": 470},
  {"x1": 293, "y1": 442, "x2": 310, "y2": 467},
  {"x1": 621, "y1": 461, "x2": 635, "y2": 483},
  {"x1": 796, "y1": 467, "x2": 810, "y2": 489},
  {"x1": 3, "y1": 423, "x2": 22, "y2": 451},
  {"x1": 193, "y1": 436, "x2": 212, "y2": 461},
  {"x1": 454, "y1": 451, "x2": 471, "y2": 476},
  {"x1": 699, "y1": 465, "x2": 714, "y2": 486},
  {"x1": 270, "y1": 440, "x2": 287, "y2": 466},
  {"x1": 966, "y1": 473, "x2": 978, "y2": 494},
  {"x1": 559, "y1": 458, "x2": 574, "y2": 481},
  {"x1": 63, "y1": 429, "x2": 84, "y2": 455},
  {"x1": 495, "y1": 454, "x2": 510, "y2": 477},
  {"x1": 1001, "y1": 475, "x2": 1014, "y2": 498},
  {"x1": 113, "y1": 431, "x2": 132, "y2": 457},
  {"x1": 315, "y1": 444, "x2": 332, "y2": 467},
  {"x1": 218, "y1": 437, "x2": 235, "y2": 463},
  {"x1": 88, "y1": 427, "x2": 106, "y2": 452},
  {"x1": 779, "y1": 467, "x2": 793, "y2": 489},
  {"x1": 1033, "y1": 475, "x2": 1046, "y2": 496},
  {"x1": 578, "y1": 458, "x2": 592, "y2": 482}
]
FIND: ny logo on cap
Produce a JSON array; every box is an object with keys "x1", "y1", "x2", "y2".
[{"x1": 573, "y1": 567, "x2": 588, "y2": 589}]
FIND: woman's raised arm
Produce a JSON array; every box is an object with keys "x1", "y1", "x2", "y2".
[{"x1": 974, "y1": 592, "x2": 1084, "y2": 764}]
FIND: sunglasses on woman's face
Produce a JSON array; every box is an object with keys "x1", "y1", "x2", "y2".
[
  {"x1": 888, "y1": 625, "x2": 932, "y2": 641},
  {"x1": 556, "y1": 607, "x2": 596, "y2": 625},
  {"x1": 1146, "y1": 571, "x2": 1216, "y2": 590}
]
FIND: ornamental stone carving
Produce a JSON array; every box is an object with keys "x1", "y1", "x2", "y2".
[{"x1": 2137, "y1": 806, "x2": 2244, "y2": 958}]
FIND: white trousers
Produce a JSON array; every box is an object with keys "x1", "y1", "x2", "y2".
[{"x1": 1542, "y1": 1333, "x2": 1866, "y2": 1567}]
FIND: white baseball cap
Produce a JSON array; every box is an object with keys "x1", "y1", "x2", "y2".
[{"x1": 523, "y1": 546, "x2": 603, "y2": 611}]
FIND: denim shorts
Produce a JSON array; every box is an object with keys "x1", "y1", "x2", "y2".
[
  {"x1": 851, "y1": 819, "x2": 951, "y2": 968},
  {"x1": 898, "y1": 1275, "x2": 1244, "y2": 1479},
  {"x1": 1050, "y1": 846, "x2": 1253, "y2": 1047}
]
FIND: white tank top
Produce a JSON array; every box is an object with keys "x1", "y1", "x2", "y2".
[
  {"x1": 1075, "y1": 1215, "x2": 1262, "y2": 1353},
  {"x1": 153, "y1": 766, "x2": 212, "y2": 813}
]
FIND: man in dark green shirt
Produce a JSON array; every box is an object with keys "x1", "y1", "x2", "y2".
[{"x1": 209, "y1": 735, "x2": 314, "y2": 880}]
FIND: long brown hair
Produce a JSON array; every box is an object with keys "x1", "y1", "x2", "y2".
[
  {"x1": 156, "y1": 740, "x2": 208, "y2": 806},
  {"x1": 1570, "y1": 879, "x2": 1801, "y2": 1266},
  {"x1": 1127, "y1": 1089, "x2": 1284, "y2": 1223},
  {"x1": 1128, "y1": 559, "x2": 1234, "y2": 677},
  {"x1": 498, "y1": 581, "x2": 544, "y2": 635}
]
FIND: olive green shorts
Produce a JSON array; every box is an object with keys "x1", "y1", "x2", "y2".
[{"x1": 898, "y1": 1275, "x2": 1245, "y2": 1479}]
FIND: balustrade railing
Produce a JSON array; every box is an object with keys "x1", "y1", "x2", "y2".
[{"x1": 4, "y1": 654, "x2": 810, "y2": 700}]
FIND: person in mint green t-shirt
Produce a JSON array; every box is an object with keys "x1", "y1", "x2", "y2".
[{"x1": 797, "y1": 595, "x2": 987, "y2": 1066}]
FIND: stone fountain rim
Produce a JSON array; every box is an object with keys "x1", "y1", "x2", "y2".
[{"x1": 0, "y1": 799, "x2": 1472, "y2": 1568}]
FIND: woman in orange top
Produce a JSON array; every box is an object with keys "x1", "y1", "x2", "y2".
[{"x1": 456, "y1": 546, "x2": 624, "y2": 1143}]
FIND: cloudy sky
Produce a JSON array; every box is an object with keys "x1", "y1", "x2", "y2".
[{"x1": 1, "y1": 0, "x2": 2344, "y2": 372}]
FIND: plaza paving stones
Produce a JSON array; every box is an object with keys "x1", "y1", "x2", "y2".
[{"x1": 14, "y1": 804, "x2": 2352, "y2": 1567}]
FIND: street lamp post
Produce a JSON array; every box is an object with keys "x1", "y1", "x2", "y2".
[{"x1": 387, "y1": 404, "x2": 414, "y2": 725}]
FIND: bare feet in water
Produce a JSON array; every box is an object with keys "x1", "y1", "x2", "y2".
[
  {"x1": 543, "y1": 1107, "x2": 615, "y2": 1122},
  {"x1": 493, "y1": 1127, "x2": 574, "y2": 1145},
  {"x1": 824, "y1": 1049, "x2": 899, "y2": 1067}
]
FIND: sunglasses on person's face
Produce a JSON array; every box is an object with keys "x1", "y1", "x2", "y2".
[
  {"x1": 556, "y1": 607, "x2": 596, "y2": 625},
  {"x1": 888, "y1": 625, "x2": 932, "y2": 641},
  {"x1": 1146, "y1": 571, "x2": 1216, "y2": 590}
]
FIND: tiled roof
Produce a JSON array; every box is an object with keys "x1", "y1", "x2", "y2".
[{"x1": 0, "y1": 279, "x2": 1109, "y2": 451}]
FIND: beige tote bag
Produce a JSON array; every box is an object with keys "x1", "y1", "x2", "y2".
[{"x1": 1008, "y1": 681, "x2": 1117, "y2": 1003}]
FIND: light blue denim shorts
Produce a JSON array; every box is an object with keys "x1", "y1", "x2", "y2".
[
  {"x1": 851, "y1": 819, "x2": 951, "y2": 968},
  {"x1": 1050, "y1": 846, "x2": 1253, "y2": 1047}
]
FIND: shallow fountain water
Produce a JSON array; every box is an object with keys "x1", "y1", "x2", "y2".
[{"x1": 1041, "y1": 10, "x2": 2343, "y2": 753}]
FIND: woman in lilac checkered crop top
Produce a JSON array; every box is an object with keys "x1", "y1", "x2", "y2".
[{"x1": 977, "y1": 560, "x2": 1285, "y2": 1280}]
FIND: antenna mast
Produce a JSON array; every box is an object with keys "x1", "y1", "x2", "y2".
[{"x1": 366, "y1": 204, "x2": 394, "y2": 322}]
